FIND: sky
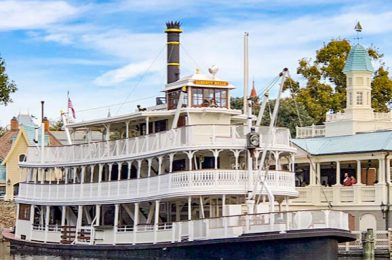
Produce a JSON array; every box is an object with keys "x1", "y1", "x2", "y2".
[{"x1": 1, "y1": 0, "x2": 392, "y2": 126}]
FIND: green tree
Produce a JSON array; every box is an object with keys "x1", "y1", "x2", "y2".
[
  {"x1": 0, "y1": 56, "x2": 17, "y2": 105},
  {"x1": 371, "y1": 67, "x2": 392, "y2": 112},
  {"x1": 287, "y1": 39, "x2": 387, "y2": 124},
  {"x1": 259, "y1": 98, "x2": 315, "y2": 137},
  {"x1": 230, "y1": 96, "x2": 314, "y2": 136},
  {"x1": 49, "y1": 119, "x2": 64, "y2": 131}
]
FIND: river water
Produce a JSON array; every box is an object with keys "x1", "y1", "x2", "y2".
[{"x1": 0, "y1": 242, "x2": 100, "y2": 260}]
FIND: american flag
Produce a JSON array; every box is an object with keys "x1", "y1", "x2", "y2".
[{"x1": 68, "y1": 97, "x2": 76, "y2": 119}]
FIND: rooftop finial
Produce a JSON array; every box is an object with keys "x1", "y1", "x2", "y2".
[{"x1": 354, "y1": 21, "x2": 363, "y2": 43}]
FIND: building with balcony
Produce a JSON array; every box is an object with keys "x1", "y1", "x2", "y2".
[{"x1": 292, "y1": 41, "x2": 392, "y2": 247}]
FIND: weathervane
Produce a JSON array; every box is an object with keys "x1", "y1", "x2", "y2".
[{"x1": 354, "y1": 21, "x2": 362, "y2": 43}]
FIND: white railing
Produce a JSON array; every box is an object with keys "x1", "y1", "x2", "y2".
[
  {"x1": 325, "y1": 112, "x2": 347, "y2": 122},
  {"x1": 291, "y1": 185, "x2": 378, "y2": 206},
  {"x1": 339, "y1": 230, "x2": 389, "y2": 251},
  {"x1": 29, "y1": 210, "x2": 350, "y2": 245},
  {"x1": 17, "y1": 170, "x2": 296, "y2": 204},
  {"x1": 23, "y1": 125, "x2": 291, "y2": 165},
  {"x1": 374, "y1": 112, "x2": 392, "y2": 120},
  {"x1": 295, "y1": 124, "x2": 325, "y2": 139}
]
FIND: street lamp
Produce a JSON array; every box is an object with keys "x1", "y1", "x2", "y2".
[{"x1": 380, "y1": 202, "x2": 389, "y2": 219}]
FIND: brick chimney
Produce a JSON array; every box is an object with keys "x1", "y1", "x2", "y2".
[
  {"x1": 10, "y1": 117, "x2": 19, "y2": 131},
  {"x1": 42, "y1": 117, "x2": 49, "y2": 132}
]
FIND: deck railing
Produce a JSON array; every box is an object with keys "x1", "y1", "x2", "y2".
[
  {"x1": 17, "y1": 170, "x2": 296, "y2": 204},
  {"x1": 26, "y1": 210, "x2": 350, "y2": 245},
  {"x1": 23, "y1": 125, "x2": 291, "y2": 165}
]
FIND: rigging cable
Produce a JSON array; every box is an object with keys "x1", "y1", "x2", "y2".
[{"x1": 115, "y1": 44, "x2": 166, "y2": 114}]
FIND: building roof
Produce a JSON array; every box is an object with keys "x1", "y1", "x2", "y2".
[
  {"x1": 0, "y1": 131, "x2": 18, "y2": 161},
  {"x1": 292, "y1": 130, "x2": 392, "y2": 155},
  {"x1": 343, "y1": 43, "x2": 373, "y2": 73}
]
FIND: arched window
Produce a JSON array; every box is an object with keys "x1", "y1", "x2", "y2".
[
  {"x1": 19, "y1": 154, "x2": 26, "y2": 162},
  {"x1": 359, "y1": 213, "x2": 377, "y2": 231}
]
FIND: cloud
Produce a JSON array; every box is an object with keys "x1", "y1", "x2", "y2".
[
  {"x1": 94, "y1": 60, "x2": 162, "y2": 86},
  {"x1": 0, "y1": 1, "x2": 81, "y2": 30}
]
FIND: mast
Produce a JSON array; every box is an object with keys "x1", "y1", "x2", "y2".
[
  {"x1": 243, "y1": 32, "x2": 249, "y2": 115},
  {"x1": 40, "y1": 101, "x2": 45, "y2": 163}
]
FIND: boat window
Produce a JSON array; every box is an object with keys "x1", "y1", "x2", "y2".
[
  {"x1": 18, "y1": 204, "x2": 31, "y2": 220},
  {"x1": 191, "y1": 87, "x2": 228, "y2": 108},
  {"x1": 155, "y1": 120, "x2": 167, "y2": 133},
  {"x1": 167, "y1": 89, "x2": 187, "y2": 110}
]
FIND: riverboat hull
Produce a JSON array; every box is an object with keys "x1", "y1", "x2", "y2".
[{"x1": 4, "y1": 228, "x2": 355, "y2": 260}]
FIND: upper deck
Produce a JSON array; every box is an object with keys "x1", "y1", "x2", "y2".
[{"x1": 22, "y1": 124, "x2": 293, "y2": 167}]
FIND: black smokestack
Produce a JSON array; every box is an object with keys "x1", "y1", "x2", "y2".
[{"x1": 165, "y1": 21, "x2": 182, "y2": 84}]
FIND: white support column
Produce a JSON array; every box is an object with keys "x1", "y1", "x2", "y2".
[
  {"x1": 356, "y1": 160, "x2": 362, "y2": 185},
  {"x1": 90, "y1": 165, "x2": 95, "y2": 183},
  {"x1": 77, "y1": 205, "x2": 83, "y2": 230},
  {"x1": 95, "y1": 205, "x2": 101, "y2": 226},
  {"x1": 44, "y1": 205, "x2": 50, "y2": 243},
  {"x1": 81, "y1": 166, "x2": 85, "y2": 184},
  {"x1": 108, "y1": 163, "x2": 113, "y2": 181},
  {"x1": 212, "y1": 150, "x2": 221, "y2": 170},
  {"x1": 188, "y1": 196, "x2": 193, "y2": 242},
  {"x1": 169, "y1": 153, "x2": 175, "y2": 173},
  {"x1": 186, "y1": 151, "x2": 194, "y2": 171},
  {"x1": 65, "y1": 168, "x2": 68, "y2": 184},
  {"x1": 137, "y1": 160, "x2": 142, "y2": 178},
  {"x1": 309, "y1": 162, "x2": 315, "y2": 185},
  {"x1": 158, "y1": 156, "x2": 163, "y2": 175},
  {"x1": 73, "y1": 167, "x2": 77, "y2": 184},
  {"x1": 232, "y1": 150, "x2": 241, "y2": 170},
  {"x1": 146, "y1": 117, "x2": 150, "y2": 135},
  {"x1": 154, "y1": 200, "x2": 160, "y2": 244},
  {"x1": 98, "y1": 164, "x2": 103, "y2": 183},
  {"x1": 188, "y1": 197, "x2": 192, "y2": 220},
  {"x1": 127, "y1": 161, "x2": 132, "y2": 179},
  {"x1": 335, "y1": 161, "x2": 341, "y2": 186},
  {"x1": 29, "y1": 205, "x2": 35, "y2": 241},
  {"x1": 118, "y1": 163, "x2": 122, "y2": 181},
  {"x1": 133, "y1": 203, "x2": 139, "y2": 245},
  {"x1": 147, "y1": 158, "x2": 152, "y2": 177},
  {"x1": 274, "y1": 151, "x2": 280, "y2": 171},
  {"x1": 61, "y1": 206, "x2": 66, "y2": 227},
  {"x1": 316, "y1": 162, "x2": 320, "y2": 185},
  {"x1": 379, "y1": 158, "x2": 386, "y2": 184},
  {"x1": 113, "y1": 204, "x2": 119, "y2": 245}
]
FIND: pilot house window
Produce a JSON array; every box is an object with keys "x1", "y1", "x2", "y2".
[{"x1": 192, "y1": 88, "x2": 228, "y2": 108}]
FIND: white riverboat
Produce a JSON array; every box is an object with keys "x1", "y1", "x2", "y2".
[{"x1": 6, "y1": 22, "x2": 354, "y2": 259}]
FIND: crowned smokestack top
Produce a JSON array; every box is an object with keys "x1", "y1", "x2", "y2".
[{"x1": 165, "y1": 21, "x2": 182, "y2": 84}]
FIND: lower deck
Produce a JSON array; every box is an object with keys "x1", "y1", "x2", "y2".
[{"x1": 7, "y1": 215, "x2": 354, "y2": 260}]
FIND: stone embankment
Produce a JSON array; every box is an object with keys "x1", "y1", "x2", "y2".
[{"x1": 0, "y1": 201, "x2": 16, "y2": 240}]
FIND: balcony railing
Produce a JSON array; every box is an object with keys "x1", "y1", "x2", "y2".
[
  {"x1": 23, "y1": 125, "x2": 291, "y2": 166},
  {"x1": 26, "y1": 210, "x2": 350, "y2": 245},
  {"x1": 16, "y1": 170, "x2": 297, "y2": 204},
  {"x1": 295, "y1": 124, "x2": 325, "y2": 139},
  {"x1": 290, "y1": 185, "x2": 379, "y2": 206}
]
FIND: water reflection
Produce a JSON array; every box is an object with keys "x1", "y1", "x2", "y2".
[{"x1": 0, "y1": 242, "x2": 100, "y2": 260}]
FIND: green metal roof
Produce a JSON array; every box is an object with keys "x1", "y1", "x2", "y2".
[
  {"x1": 292, "y1": 131, "x2": 392, "y2": 155},
  {"x1": 343, "y1": 43, "x2": 373, "y2": 73}
]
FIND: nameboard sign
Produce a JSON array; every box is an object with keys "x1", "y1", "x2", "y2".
[{"x1": 193, "y1": 80, "x2": 229, "y2": 86}]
